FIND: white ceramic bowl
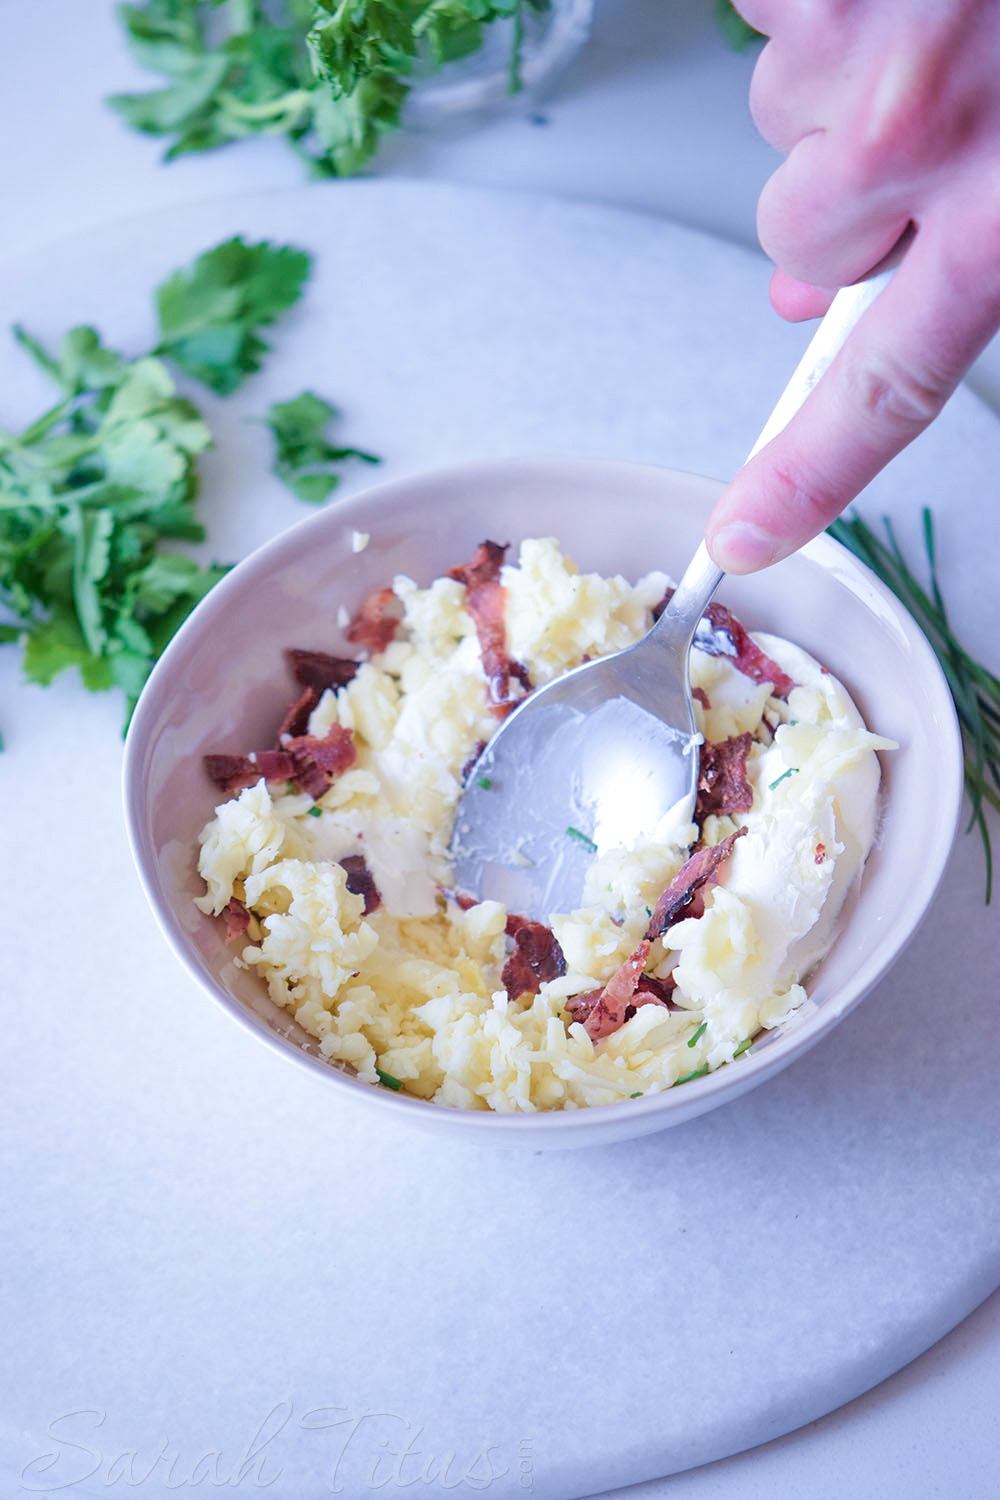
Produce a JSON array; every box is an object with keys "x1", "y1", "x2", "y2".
[{"x1": 123, "y1": 458, "x2": 963, "y2": 1148}]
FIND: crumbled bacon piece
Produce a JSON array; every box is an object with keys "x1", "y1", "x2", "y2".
[
  {"x1": 815, "y1": 842, "x2": 827, "y2": 864},
  {"x1": 461, "y1": 741, "x2": 488, "y2": 784},
  {"x1": 692, "y1": 686, "x2": 711, "y2": 710},
  {"x1": 339, "y1": 854, "x2": 381, "y2": 914},
  {"x1": 206, "y1": 640, "x2": 362, "y2": 802},
  {"x1": 259, "y1": 650, "x2": 360, "y2": 747},
  {"x1": 696, "y1": 733, "x2": 754, "y2": 822},
  {"x1": 345, "y1": 586, "x2": 402, "y2": 655},
  {"x1": 285, "y1": 647, "x2": 358, "y2": 695},
  {"x1": 504, "y1": 912, "x2": 530, "y2": 938},
  {"x1": 566, "y1": 939, "x2": 677, "y2": 1041},
  {"x1": 574, "y1": 973, "x2": 678, "y2": 1025},
  {"x1": 449, "y1": 539, "x2": 507, "y2": 592},
  {"x1": 701, "y1": 602, "x2": 795, "y2": 699},
  {"x1": 655, "y1": 591, "x2": 795, "y2": 699},
  {"x1": 448, "y1": 540, "x2": 532, "y2": 719},
  {"x1": 252, "y1": 749, "x2": 295, "y2": 782},
  {"x1": 282, "y1": 723, "x2": 357, "y2": 800},
  {"x1": 206, "y1": 721, "x2": 356, "y2": 799},
  {"x1": 204, "y1": 753, "x2": 259, "y2": 797},
  {"x1": 502, "y1": 917, "x2": 566, "y2": 1001},
  {"x1": 438, "y1": 885, "x2": 477, "y2": 911},
  {"x1": 223, "y1": 897, "x2": 250, "y2": 943},
  {"x1": 564, "y1": 988, "x2": 602, "y2": 1026},
  {"x1": 277, "y1": 685, "x2": 318, "y2": 740},
  {"x1": 635, "y1": 973, "x2": 678, "y2": 1007},
  {"x1": 646, "y1": 827, "x2": 747, "y2": 940}
]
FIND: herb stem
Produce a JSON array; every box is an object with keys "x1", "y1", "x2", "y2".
[
  {"x1": 508, "y1": 1, "x2": 524, "y2": 94},
  {"x1": 828, "y1": 508, "x2": 999, "y2": 902},
  {"x1": 566, "y1": 825, "x2": 597, "y2": 853}
]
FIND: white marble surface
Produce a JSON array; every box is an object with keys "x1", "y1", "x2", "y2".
[{"x1": 2, "y1": 5, "x2": 999, "y2": 1499}]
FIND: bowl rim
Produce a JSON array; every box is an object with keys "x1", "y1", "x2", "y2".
[{"x1": 123, "y1": 456, "x2": 965, "y2": 1137}]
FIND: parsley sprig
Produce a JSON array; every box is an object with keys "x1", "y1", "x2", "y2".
[
  {"x1": 828, "y1": 509, "x2": 1000, "y2": 901},
  {"x1": 155, "y1": 237, "x2": 310, "y2": 393},
  {"x1": 263, "y1": 391, "x2": 379, "y2": 502},
  {"x1": 0, "y1": 333, "x2": 223, "y2": 717},
  {"x1": 111, "y1": 0, "x2": 552, "y2": 177},
  {"x1": 0, "y1": 236, "x2": 341, "y2": 730}
]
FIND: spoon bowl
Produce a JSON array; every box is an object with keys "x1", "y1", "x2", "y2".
[{"x1": 451, "y1": 545, "x2": 720, "y2": 914}]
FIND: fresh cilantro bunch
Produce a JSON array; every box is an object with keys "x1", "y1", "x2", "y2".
[
  {"x1": 0, "y1": 331, "x2": 224, "y2": 718},
  {"x1": 0, "y1": 235, "x2": 374, "y2": 732},
  {"x1": 110, "y1": 0, "x2": 551, "y2": 177},
  {"x1": 306, "y1": 0, "x2": 551, "y2": 97}
]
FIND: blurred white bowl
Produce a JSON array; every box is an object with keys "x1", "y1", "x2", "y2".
[{"x1": 123, "y1": 458, "x2": 963, "y2": 1147}]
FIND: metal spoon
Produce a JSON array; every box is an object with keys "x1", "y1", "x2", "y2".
[{"x1": 450, "y1": 268, "x2": 895, "y2": 919}]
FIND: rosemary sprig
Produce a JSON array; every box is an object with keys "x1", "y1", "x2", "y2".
[{"x1": 827, "y1": 508, "x2": 1000, "y2": 902}]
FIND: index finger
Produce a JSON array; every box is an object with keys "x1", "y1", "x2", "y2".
[{"x1": 705, "y1": 219, "x2": 1000, "y2": 572}]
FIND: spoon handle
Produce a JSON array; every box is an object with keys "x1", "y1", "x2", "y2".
[
  {"x1": 746, "y1": 265, "x2": 897, "y2": 463},
  {"x1": 653, "y1": 260, "x2": 899, "y2": 648}
]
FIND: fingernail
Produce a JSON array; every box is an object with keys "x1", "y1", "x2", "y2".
[{"x1": 710, "y1": 522, "x2": 782, "y2": 574}]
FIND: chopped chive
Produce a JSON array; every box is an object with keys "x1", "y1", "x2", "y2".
[
  {"x1": 630, "y1": 1091, "x2": 643, "y2": 1098},
  {"x1": 673, "y1": 1064, "x2": 709, "y2": 1087},
  {"x1": 286, "y1": 780, "x2": 297, "y2": 794},
  {"x1": 566, "y1": 825, "x2": 598, "y2": 853},
  {"x1": 376, "y1": 1067, "x2": 403, "y2": 1091},
  {"x1": 477, "y1": 776, "x2": 493, "y2": 790},
  {"x1": 307, "y1": 805, "x2": 322, "y2": 818},
  {"x1": 734, "y1": 1037, "x2": 752, "y2": 1058},
  {"x1": 687, "y1": 1021, "x2": 707, "y2": 1048},
  {"x1": 768, "y1": 767, "x2": 798, "y2": 791}
]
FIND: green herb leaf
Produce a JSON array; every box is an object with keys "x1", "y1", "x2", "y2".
[
  {"x1": 262, "y1": 390, "x2": 379, "y2": 501},
  {"x1": 155, "y1": 237, "x2": 311, "y2": 392},
  {"x1": 307, "y1": 804, "x2": 323, "y2": 817},
  {"x1": 376, "y1": 1066, "x2": 403, "y2": 1091},
  {"x1": 687, "y1": 1020, "x2": 707, "y2": 1049},
  {"x1": 768, "y1": 767, "x2": 798, "y2": 791},
  {"x1": 733, "y1": 1037, "x2": 753, "y2": 1058},
  {"x1": 477, "y1": 775, "x2": 493, "y2": 789}
]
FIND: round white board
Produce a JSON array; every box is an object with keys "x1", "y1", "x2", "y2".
[{"x1": 2, "y1": 181, "x2": 998, "y2": 1500}]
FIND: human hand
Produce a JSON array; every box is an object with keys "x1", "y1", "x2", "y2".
[{"x1": 706, "y1": 0, "x2": 1000, "y2": 574}]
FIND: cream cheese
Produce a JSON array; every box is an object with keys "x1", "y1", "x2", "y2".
[{"x1": 194, "y1": 538, "x2": 893, "y2": 1112}]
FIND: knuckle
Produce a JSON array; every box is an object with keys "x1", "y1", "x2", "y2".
[
  {"x1": 842, "y1": 349, "x2": 951, "y2": 432},
  {"x1": 748, "y1": 47, "x2": 785, "y2": 144}
]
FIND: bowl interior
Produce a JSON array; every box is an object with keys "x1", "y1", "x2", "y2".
[{"x1": 124, "y1": 459, "x2": 962, "y2": 1142}]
